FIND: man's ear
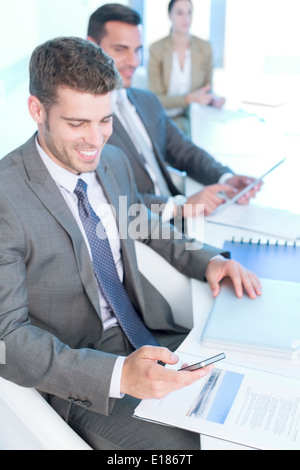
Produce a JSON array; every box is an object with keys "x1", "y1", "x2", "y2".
[
  {"x1": 87, "y1": 35, "x2": 97, "y2": 44},
  {"x1": 28, "y1": 95, "x2": 46, "y2": 124}
]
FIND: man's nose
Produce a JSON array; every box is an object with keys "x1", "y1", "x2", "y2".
[
  {"x1": 85, "y1": 124, "x2": 105, "y2": 148},
  {"x1": 126, "y1": 49, "x2": 141, "y2": 68}
]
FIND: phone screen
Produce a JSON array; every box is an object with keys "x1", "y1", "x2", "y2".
[{"x1": 179, "y1": 353, "x2": 226, "y2": 371}]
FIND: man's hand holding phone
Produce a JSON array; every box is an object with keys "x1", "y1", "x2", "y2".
[{"x1": 121, "y1": 346, "x2": 217, "y2": 400}]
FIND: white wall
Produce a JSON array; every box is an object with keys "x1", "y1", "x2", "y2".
[
  {"x1": 225, "y1": 0, "x2": 300, "y2": 75},
  {"x1": 0, "y1": 0, "x2": 129, "y2": 157},
  {"x1": 217, "y1": 0, "x2": 300, "y2": 108},
  {"x1": 0, "y1": 0, "x2": 129, "y2": 74},
  {"x1": 36, "y1": 0, "x2": 129, "y2": 44},
  {"x1": 0, "y1": 0, "x2": 38, "y2": 71}
]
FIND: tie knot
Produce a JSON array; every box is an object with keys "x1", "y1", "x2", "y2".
[
  {"x1": 74, "y1": 179, "x2": 90, "y2": 216},
  {"x1": 74, "y1": 178, "x2": 88, "y2": 199}
]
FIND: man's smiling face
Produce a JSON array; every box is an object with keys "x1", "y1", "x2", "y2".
[
  {"x1": 30, "y1": 86, "x2": 113, "y2": 174},
  {"x1": 99, "y1": 21, "x2": 143, "y2": 88}
]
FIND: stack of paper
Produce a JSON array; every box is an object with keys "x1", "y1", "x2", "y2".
[{"x1": 207, "y1": 204, "x2": 300, "y2": 240}]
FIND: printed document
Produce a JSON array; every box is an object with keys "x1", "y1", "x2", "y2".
[{"x1": 134, "y1": 351, "x2": 300, "y2": 450}]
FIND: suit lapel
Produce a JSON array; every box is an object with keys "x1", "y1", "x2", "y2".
[
  {"x1": 111, "y1": 114, "x2": 146, "y2": 169},
  {"x1": 127, "y1": 91, "x2": 169, "y2": 177},
  {"x1": 162, "y1": 37, "x2": 173, "y2": 90},
  {"x1": 21, "y1": 135, "x2": 100, "y2": 315},
  {"x1": 96, "y1": 150, "x2": 146, "y2": 314},
  {"x1": 112, "y1": 96, "x2": 173, "y2": 195},
  {"x1": 190, "y1": 37, "x2": 206, "y2": 90},
  {"x1": 127, "y1": 89, "x2": 179, "y2": 195}
]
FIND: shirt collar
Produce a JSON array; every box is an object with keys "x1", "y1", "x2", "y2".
[{"x1": 112, "y1": 88, "x2": 128, "y2": 112}]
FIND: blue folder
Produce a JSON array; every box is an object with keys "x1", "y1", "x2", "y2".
[
  {"x1": 223, "y1": 239, "x2": 300, "y2": 282},
  {"x1": 201, "y1": 278, "x2": 300, "y2": 358}
]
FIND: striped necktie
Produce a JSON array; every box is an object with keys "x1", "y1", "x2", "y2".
[{"x1": 74, "y1": 178, "x2": 159, "y2": 349}]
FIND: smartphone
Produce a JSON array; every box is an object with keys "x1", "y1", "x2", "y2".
[{"x1": 179, "y1": 353, "x2": 226, "y2": 371}]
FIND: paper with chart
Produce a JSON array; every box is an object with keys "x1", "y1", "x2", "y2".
[{"x1": 134, "y1": 351, "x2": 300, "y2": 450}]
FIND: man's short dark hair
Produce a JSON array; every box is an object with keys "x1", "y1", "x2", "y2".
[
  {"x1": 29, "y1": 36, "x2": 122, "y2": 111},
  {"x1": 88, "y1": 3, "x2": 142, "y2": 45}
]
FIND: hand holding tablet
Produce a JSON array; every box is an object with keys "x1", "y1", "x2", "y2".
[{"x1": 215, "y1": 158, "x2": 286, "y2": 214}]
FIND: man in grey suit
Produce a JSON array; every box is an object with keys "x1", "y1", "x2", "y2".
[
  {"x1": 0, "y1": 37, "x2": 261, "y2": 450},
  {"x1": 87, "y1": 3, "x2": 261, "y2": 220}
]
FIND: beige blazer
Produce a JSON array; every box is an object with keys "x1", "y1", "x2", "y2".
[{"x1": 148, "y1": 35, "x2": 213, "y2": 110}]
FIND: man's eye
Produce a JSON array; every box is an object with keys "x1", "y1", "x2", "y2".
[
  {"x1": 102, "y1": 117, "x2": 113, "y2": 124},
  {"x1": 69, "y1": 123, "x2": 83, "y2": 128}
]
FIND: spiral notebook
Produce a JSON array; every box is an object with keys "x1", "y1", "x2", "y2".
[
  {"x1": 223, "y1": 238, "x2": 300, "y2": 282},
  {"x1": 201, "y1": 277, "x2": 300, "y2": 358}
]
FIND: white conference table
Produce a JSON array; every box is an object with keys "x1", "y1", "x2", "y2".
[
  {"x1": 189, "y1": 103, "x2": 300, "y2": 215},
  {"x1": 181, "y1": 104, "x2": 300, "y2": 450},
  {"x1": 182, "y1": 214, "x2": 300, "y2": 450}
]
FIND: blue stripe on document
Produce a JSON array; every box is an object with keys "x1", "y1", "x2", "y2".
[{"x1": 207, "y1": 371, "x2": 244, "y2": 425}]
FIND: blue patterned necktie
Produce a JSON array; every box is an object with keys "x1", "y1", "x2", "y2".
[{"x1": 74, "y1": 178, "x2": 159, "y2": 349}]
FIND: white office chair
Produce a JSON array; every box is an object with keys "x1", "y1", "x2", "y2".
[
  {"x1": 0, "y1": 377, "x2": 91, "y2": 450},
  {"x1": 0, "y1": 241, "x2": 194, "y2": 450},
  {"x1": 135, "y1": 241, "x2": 193, "y2": 330}
]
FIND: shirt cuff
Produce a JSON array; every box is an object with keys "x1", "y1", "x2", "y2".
[
  {"x1": 211, "y1": 254, "x2": 226, "y2": 261},
  {"x1": 218, "y1": 172, "x2": 234, "y2": 184},
  {"x1": 109, "y1": 355, "x2": 126, "y2": 399},
  {"x1": 161, "y1": 197, "x2": 176, "y2": 222}
]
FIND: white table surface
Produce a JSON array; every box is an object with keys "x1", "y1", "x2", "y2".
[{"x1": 183, "y1": 104, "x2": 300, "y2": 450}]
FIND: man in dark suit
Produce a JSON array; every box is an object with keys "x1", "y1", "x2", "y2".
[
  {"x1": 87, "y1": 3, "x2": 261, "y2": 220},
  {"x1": 0, "y1": 37, "x2": 261, "y2": 450}
]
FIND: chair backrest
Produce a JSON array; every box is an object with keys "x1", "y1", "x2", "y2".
[
  {"x1": 135, "y1": 241, "x2": 193, "y2": 330},
  {"x1": 166, "y1": 166, "x2": 187, "y2": 194},
  {"x1": 0, "y1": 377, "x2": 91, "y2": 450}
]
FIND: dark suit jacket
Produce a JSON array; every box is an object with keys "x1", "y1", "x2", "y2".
[
  {"x1": 108, "y1": 88, "x2": 232, "y2": 207},
  {"x1": 0, "y1": 135, "x2": 224, "y2": 419}
]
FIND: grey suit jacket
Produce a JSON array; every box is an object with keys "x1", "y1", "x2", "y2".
[
  {"x1": 108, "y1": 88, "x2": 231, "y2": 207},
  {"x1": 0, "y1": 135, "x2": 224, "y2": 418}
]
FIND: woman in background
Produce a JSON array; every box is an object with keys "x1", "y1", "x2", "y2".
[{"x1": 148, "y1": 0, "x2": 225, "y2": 136}]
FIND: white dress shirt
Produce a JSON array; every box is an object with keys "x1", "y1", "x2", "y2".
[
  {"x1": 112, "y1": 90, "x2": 176, "y2": 221},
  {"x1": 113, "y1": 89, "x2": 171, "y2": 196},
  {"x1": 35, "y1": 137, "x2": 125, "y2": 398},
  {"x1": 167, "y1": 50, "x2": 192, "y2": 118}
]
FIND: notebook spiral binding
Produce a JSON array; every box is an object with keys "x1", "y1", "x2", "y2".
[{"x1": 230, "y1": 237, "x2": 300, "y2": 247}]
